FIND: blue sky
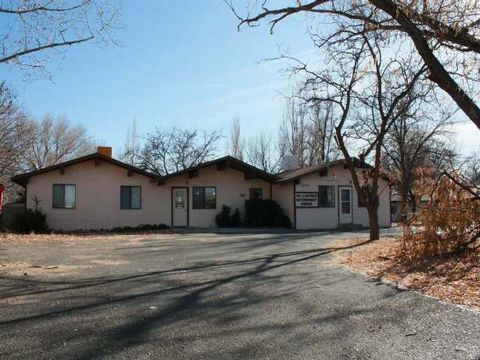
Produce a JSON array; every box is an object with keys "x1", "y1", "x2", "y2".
[
  {"x1": 2, "y1": 1, "x2": 315, "y2": 156},
  {"x1": 1, "y1": 0, "x2": 478, "y2": 157}
]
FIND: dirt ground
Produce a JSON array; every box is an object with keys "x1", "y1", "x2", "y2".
[{"x1": 334, "y1": 235, "x2": 480, "y2": 310}]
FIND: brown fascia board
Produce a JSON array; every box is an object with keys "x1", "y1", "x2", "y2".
[
  {"x1": 275, "y1": 158, "x2": 390, "y2": 183},
  {"x1": 12, "y1": 154, "x2": 280, "y2": 187},
  {"x1": 157, "y1": 156, "x2": 280, "y2": 183},
  {"x1": 11, "y1": 153, "x2": 158, "y2": 187}
]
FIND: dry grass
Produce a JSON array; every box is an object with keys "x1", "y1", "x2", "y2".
[
  {"x1": 336, "y1": 236, "x2": 480, "y2": 310},
  {"x1": 0, "y1": 230, "x2": 172, "y2": 244}
]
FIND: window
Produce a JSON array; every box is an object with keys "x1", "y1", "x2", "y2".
[
  {"x1": 318, "y1": 185, "x2": 335, "y2": 208},
  {"x1": 193, "y1": 187, "x2": 216, "y2": 209},
  {"x1": 120, "y1": 186, "x2": 141, "y2": 209},
  {"x1": 249, "y1": 188, "x2": 263, "y2": 200},
  {"x1": 53, "y1": 184, "x2": 76, "y2": 209}
]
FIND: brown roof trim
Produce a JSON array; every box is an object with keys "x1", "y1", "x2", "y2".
[
  {"x1": 275, "y1": 158, "x2": 390, "y2": 183},
  {"x1": 157, "y1": 156, "x2": 280, "y2": 182},
  {"x1": 11, "y1": 154, "x2": 279, "y2": 187},
  {"x1": 11, "y1": 153, "x2": 158, "y2": 187}
]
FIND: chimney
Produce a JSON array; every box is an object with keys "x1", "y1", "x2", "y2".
[{"x1": 97, "y1": 146, "x2": 112, "y2": 158}]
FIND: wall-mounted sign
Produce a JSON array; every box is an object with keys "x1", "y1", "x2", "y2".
[{"x1": 295, "y1": 192, "x2": 318, "y2": 208}]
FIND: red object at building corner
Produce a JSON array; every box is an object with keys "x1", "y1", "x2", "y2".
[{"x1": 0, "y1": 184, "x2": 4, "y2": 214}]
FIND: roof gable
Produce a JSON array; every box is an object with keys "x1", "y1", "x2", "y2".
[
  {"x1": 11, "y1": 153, "x2": 158, "y2": 186},
  {"x1": 275, "y1": 158, "x2": 389, "y2": 183},
  {"x1": 158, "y1": 156, "x2": 279, "y2": 183},
  {"x1": 11, "y1": 154, "x2": 279, "y2": 187}
]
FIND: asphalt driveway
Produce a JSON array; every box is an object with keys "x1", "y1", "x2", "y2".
[{"x1": 0, "y1": 230, "x2": 479, "y2": 359}]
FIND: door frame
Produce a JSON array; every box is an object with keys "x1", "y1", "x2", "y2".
[
  {"x1": 337, "y1": 185, "x2": 353, "y2": 224},
  {"x1": 171, "y1": 186, "x2": 189, "y2": 227}
]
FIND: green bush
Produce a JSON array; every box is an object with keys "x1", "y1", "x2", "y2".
[
  {"x1": 215, "y1": 205, "x2": 242, "y2": 227},
  {"x1": 13, "y1": 209, "x2": 49, "y2": 233},
  {"x1": 244, "y1": 199, "x2": 292, "y2": 228},
  {"x1": 216, "y1": 205, "x2": 231, "y2": 227},
  {"x1": 230, "y1": 208, "x2": 241, "y2": 227}
]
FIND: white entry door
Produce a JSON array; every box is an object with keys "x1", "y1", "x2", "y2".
[
  {"x1": 339, "y1": 186, "x2": 353, "y2": 224},
  {"x1": 172, "y1": 188, "x2": 188, "y2": 227}
]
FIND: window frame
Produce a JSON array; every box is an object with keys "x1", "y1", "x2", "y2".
[
  {"x1": 318, "y1": 185, "x2": 335, "y2": 208},
  {"x1": 52, "y1": 184, "x2": 77, "y2": 209},
  {"x1": 120, "y1": 185, "x2": 142, "y2": 210},
  {"x1": 249, "y1": 188, "x2": 263, "y2": 201},
  {"x1": 192, "y1": 186, "x2": 217, "y2": 209}
]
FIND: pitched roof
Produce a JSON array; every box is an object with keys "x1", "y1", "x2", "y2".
[
  {"x1": 158, "y1": 156, "x2": 279, "y2": 182},
  {"x1": 11, "y1": 152, "x2": 158, "y2": 187},
  {"x1": 275, "y1": 160, "x2": 347, "y2": 183},
  {"x1": 275, "y1": 158, "x2": 389, "y2": 183},
  {"x1": 11, "y1": 154, "x2": 279, "y2": 186}
]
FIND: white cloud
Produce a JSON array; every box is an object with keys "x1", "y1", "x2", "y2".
[{"x1": 448, "y1": 121, "x2": 480, "y2": 156}]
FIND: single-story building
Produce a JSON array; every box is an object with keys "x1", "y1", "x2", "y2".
[{"x1": 11, "y1": 147, "x2": 391, "y2": 231}]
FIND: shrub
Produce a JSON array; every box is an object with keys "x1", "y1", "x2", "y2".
[
  {"x1": 109, "y1": 224, "x2": 169, "y2": 233},
  {"x1": 230, "y1": 208, "x2": 241, "y2": 227},
  {"x1": 215, "y1": 205, "x2": 242, "y2": 227},
  {"x1": 13, "y1": 209, "x2": 49, "y2": 233},
  {"x1": 243, "y1": 199, "x2": 291, "y2": 228},
  {"x1": 216, "y1": 205, "x2": 231, "y2": 227},
  {"x1": 402, "y1": 170, "x2": 480, "y2": 260}
]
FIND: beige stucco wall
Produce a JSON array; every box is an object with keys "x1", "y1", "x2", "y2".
[
  {"x1": 165, "y1": 166, "x2": 272, "y2": 227},
  {"x1": 273, "y1": 164, "x2": 391, "y2": 230},
  {"x1": 25, "y1": 160, "x2": 272, "y2": 230},
  {"x1": 26, "y1": 160, "x2": 164, "y2": 230},
  {"x1": 271, "y1": 182, "x2": 294, "y2": 224},
  {"x1": 25, "y1": 158, "x2": 389, "y2": 231}
]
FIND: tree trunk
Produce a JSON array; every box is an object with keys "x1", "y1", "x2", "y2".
[
  {"x1": 398, "y1": 186, "x2": 409, "y2": 223},
  {"x1": 367, "y1": 206, "x2": 380, "y2": 241}
]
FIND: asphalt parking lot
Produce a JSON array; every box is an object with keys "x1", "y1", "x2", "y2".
[{"x1": 0, "y1": 229, "x2": 479, "y2": 359}]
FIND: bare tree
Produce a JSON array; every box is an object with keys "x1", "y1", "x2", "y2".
[
  {"x1": 464, "y1": 150, "x2": 480, "y2": 185},
  {"x1": 245, "y1": 131, "x2": 280, "y2": 173},
  {"x1": 305, "y1": 101, "x2": 338, "y2": 164},
  {"x1": 121, "y1": 119, "x2": 140, "y2": 165},
  {"x1": 279, "y1": 96, "x2": 339, "y2": 167},
  {"x1": 0, "y1": 83, "x2": 35, "y2": 201},
  {"x1": 131, "y1": 126, "x2": 222, "y2": 175},
  {"x1": 287, "y1": 27, "x2": 427, "y2": 240},
  {"x1": 279, "y1": 97, "x2": 307, "y2": 166},
  {"x1": 383, "y1": 109, "x2": 456, "y2": 220},
  {"x1": 0, "y1": 0, "x2": 121, "y2": 74},
  {"x1": 0, "y1": 83, "x2": 35, "y2": 174},
  {"x1": 23, "y1": 114, "x2": 94, "y2": 170},
  {"x1": 229, "y1": 0, "x2": 480, "y2": 130},
  {"x1": 229, "y1": 117, "x2": 244, "y2": 160}
]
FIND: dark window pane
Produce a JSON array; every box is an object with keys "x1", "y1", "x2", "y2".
[
  {"x1": 193, "y1": 187, "x2": 205, "y2": 209},
  {"x1": 53, "y1": 184, "x2": 64, "y2": 208},
  {"x1": 120, "y1": 186, "x2": 131, "y2": 209},
  {"x1": 205, "y1": 187, "x2": 216, "y2": 209},
  {"x1": 319, "y1": 186, "x2": 335, "y2": 207},
  {"x1": 249, "y1": 188, "x2": 263, "y2": 200},
  {"x1": 342, "y1": 202, "x2": 350, "y2": 214}
]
